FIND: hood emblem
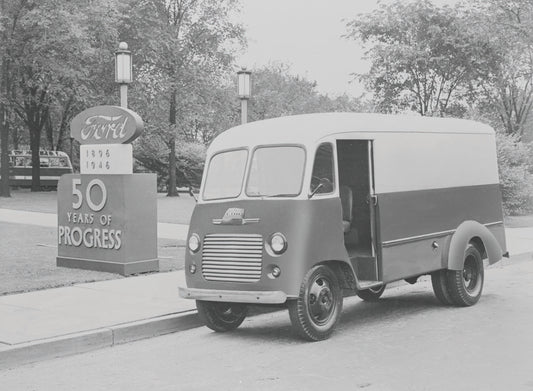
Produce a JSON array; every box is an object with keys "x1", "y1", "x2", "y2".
[{"x1": 212, "y1": 208, "x2": 260, "y2": 225}]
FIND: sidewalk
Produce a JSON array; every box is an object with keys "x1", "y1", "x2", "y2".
[
  {"x1": 1, "y1": 209, "x2": 532, "y2": 369},
  {"x1": 0, "y1": 271, "x2": 199, "y2": 369}
]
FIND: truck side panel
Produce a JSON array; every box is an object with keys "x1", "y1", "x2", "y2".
[{"x1": 377, "y1": 186, "x2": 503, "y2": 282}]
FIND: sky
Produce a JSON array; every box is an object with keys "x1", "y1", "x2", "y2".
[{"x1": 236, "y1": 0, "x2": 459, "y2": 97}]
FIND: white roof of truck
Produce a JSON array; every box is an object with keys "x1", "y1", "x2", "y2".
[{"x1": 209, "y1": 113, "x2": 494, "y2": 152}]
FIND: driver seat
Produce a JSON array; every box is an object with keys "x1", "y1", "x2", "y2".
[{"x1": 340, "y1": 185, "x2": 353, "y2": 233}]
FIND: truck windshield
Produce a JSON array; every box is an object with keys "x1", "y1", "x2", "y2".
[
  {"x1": 203, "y1": 149, "x2": 248, "y2": 200},
  {"x1": 246, "y1": 146, "x2": 305, "y2": 197}
]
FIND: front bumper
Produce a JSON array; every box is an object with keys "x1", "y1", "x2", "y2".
[{"x1": 178, "y1": 287, "x2": 287, "y2": 304}]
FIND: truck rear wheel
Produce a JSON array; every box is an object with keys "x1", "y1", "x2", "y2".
[
  {"x1": 288, "y1": 265, "x2": 343, "y2": 341},
  {"x1": 357, "y1": 285, "x2": 386, "y2": 301},
  {"x1": 196, "y1": 300, "x2": 248, "y2": 332},
  {"x1": 446, "y1": 244, "x2": 484, "y2": 306}
]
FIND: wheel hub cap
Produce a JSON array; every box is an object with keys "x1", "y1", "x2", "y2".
[
  {"x1": 308, "y1": 277, "x2": 335, "y2": 325},
  {"x1": 462, "y1": 255, "x2": 481, "y2": 296}
]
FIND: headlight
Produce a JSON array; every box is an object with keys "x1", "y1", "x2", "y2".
[
  {"x1": 270, "y1": 233, "x2": 287, "y2": 254},
  {"x1": 188, "y1": 233, "x2": 200, "y2": 253}
]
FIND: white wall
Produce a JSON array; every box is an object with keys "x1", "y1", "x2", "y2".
[{"x1": 372, "y1": 132, "x2": 499, "y2": 193}]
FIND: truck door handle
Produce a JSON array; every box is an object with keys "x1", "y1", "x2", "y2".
[{"x1": 366, "y1": 194, "x2": 378, "y2": 205}]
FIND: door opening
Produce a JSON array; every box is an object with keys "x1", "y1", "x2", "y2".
[{"x1": 337, "y1": 139, "x2": 378, "y2": 280}]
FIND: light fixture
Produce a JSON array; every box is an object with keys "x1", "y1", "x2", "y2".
[
  {"x1": 270, "y1": 233, "x2": 287, "y2": 254},
  {"x1": 188, "y1": 233, "x2": 200, "y2": 253},
  {"x1": 115, "y1": 42, "x2": 132, "y2": 84},
  {"x1": 237, "y1": 67, "x2": 251, "y2": 99}
]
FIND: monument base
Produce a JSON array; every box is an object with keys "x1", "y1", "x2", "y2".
[
  {"x1": 57, "y1": 256, "x2": 159, "y2": 276},
  {"x1": 56, "y1": 173, "x2": 158, "y2": 277}
]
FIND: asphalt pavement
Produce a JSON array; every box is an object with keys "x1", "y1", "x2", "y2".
[{"x1": 2, "y1": 254, "x2": 533, "y2": 391}]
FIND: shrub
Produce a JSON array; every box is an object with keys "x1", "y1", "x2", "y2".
[{"x1": 496, "y1": 133, "x2": 533, "y2": 215}]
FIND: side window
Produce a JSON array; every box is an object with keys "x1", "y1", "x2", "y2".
[
  {"x1": 14, "y1": 157, "x2": 25, "y2": 167},
  {"x1": 59, "y1": 158, "x2": 69, "y2": 168},
  {"x1": 310, "y1": 143, "x2": 335, "y2": 194}
]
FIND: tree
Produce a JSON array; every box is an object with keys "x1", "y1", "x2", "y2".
[
  {"x1": 2, "y1": 0, "x2": 121, "y2": 191},
  {"x1": 248, "y1": 64, "x2": 364, "y2": 122},
  {"x1": 467, "y1": 0, "x2": 533, "y2": 138},
  {"x1": 0, "y1": 0, "x2": 29, "y2": 197},
  {"x1": 345, "y1": 0, "x2": 493, "y2": 116},
  {"x1": 122, "y1": 0, "x2": 244, "y2": 196}
]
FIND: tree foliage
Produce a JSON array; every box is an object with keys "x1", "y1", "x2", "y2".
[
  {"x1": 496, "y1": 132, "x2": 533, "y2": 214},
  {"x1": 249, "y1": 63, "x2": 364, "y2": 122},
  {"x1": 346, "y1": 0, "x2": 494, "y2": 116},
  {"x1": 122, "y1": 0, "x2": 244, "y2": 195},
  {"x1": 467, "y1": 0, "x2": 533, "y2": 138},
  {"x1": 0, "y1": 0, "x2": 122, "y2": 191}
]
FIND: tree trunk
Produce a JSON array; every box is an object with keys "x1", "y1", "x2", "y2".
[
  {"x1": 167, "y1": 89, "x2": 179, "y2": 197},
  {"x1": 0, "y1": 103, "x2": 10, "y2": 197},
  {"x1": 45, "y1": 111, "x2": 54, "y2": 150},
  {"x1": 12, "y1": 125, "x2": 19, "y2": 149},
  {"x1": 56, "y1": 95, "x2": 74, "y2": 152},
  {"x1": 0, "y1": 51, "x2": 10, "y2": 197},
  {"x1": 29, "y1": 123, "x2": 41, "y2": 192},
  {"x1": 168, "y1": 136, "x2": 178, "y2": 196}
]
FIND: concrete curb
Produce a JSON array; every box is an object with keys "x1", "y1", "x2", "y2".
[{"x1": 0, "y1": 310, "x2": 201, "y2": 370}]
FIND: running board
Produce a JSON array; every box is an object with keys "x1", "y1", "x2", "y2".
[
  {"x1": 350, "y1": 255, "x2": 379, "y2": 281},
  {"x1": 357, "y1": 280, "x2": 383, "y2": 290}
]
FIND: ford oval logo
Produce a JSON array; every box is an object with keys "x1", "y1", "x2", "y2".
[{"x1": 70, "y1": 105, "x2": 144, "y2": 145}]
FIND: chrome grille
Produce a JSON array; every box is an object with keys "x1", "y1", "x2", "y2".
[{"x1": 202, "y1": 234, "x2": 263, "y2": 283}]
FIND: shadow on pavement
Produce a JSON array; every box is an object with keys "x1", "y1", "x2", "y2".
[
  {"x1": 207, "y1": 289, "x2": 476, "y2": 343},
  {"x1": 197, "y1": 287, "x2": 504, "y2": 343}
]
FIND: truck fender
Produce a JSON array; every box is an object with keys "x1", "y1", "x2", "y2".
[
  {"x1": 443, "y1": 220, "x2": 503, "y2": 271},
  {"x1": 316, "y1": 260, "x2": 358, "y2": 291}
]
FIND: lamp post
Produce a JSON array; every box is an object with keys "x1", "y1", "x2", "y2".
[
  {"x1": 115, "y1": 42, "x2": 132, "y2": 108},
  {"x1": 237, "y1": 67, "x2": 251, "y2": 124}
]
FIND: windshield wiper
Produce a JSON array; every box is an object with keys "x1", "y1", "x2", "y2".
[{"x1": 263, "y1": 193, "x2": 296, "y2": 198}]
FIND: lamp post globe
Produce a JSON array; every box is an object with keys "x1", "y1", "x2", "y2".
[{"x1": 115, "y1": 42, "x2": 132, "y2": 108}]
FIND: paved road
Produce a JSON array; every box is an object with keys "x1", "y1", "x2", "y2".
[{"x1": 1, "y1": 256, "x2": 532, "y2": 391}]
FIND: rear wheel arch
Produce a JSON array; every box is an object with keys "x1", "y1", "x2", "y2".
[
  {"x1": 469, "y1": 236, "x2": 487, "y2": 259},
  {"x1": 443, "y1": 221, "x2": 502, "y2": 271}
]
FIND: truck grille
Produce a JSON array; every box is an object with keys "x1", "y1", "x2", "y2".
[{"x1": 202, "y1": 234, "x2": 263, "y2": 283}]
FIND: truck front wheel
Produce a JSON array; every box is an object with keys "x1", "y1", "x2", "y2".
[
  {"x1": 288, "y1": 265, "x2": 343, "y2": 341},
  {"x1": 196, "y1": 300, "x2": 248, "y2": 332}
]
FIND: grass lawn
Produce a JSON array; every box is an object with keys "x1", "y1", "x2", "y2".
[
  {"x1": 504, "y1": 214, "x2": 533, "y2": 228},
  {"x1": 0, "y1": 189, "x2": 194, "y2": 295},
  {"x1": 0, "y1": 222, "x2": 186, "y2": 295}
]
